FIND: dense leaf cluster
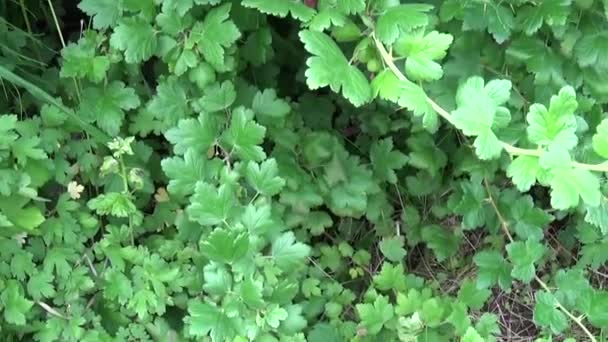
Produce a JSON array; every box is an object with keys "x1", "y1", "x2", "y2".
[{"x1": 2, "y1": 0, "x2": 608, "y2": 341}]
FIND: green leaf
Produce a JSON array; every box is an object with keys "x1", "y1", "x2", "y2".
[
  {"x1": 252, "y1": 89, "x2": 290, "y2": 118},
  {"x1": 506, "y1": 240, "x2": 546, "y2": 283},
  {"x1": 245, "y1": 158, "x2": 286, "y2": 196},
  {"x1": 575, "y1": 32, "x2": 608, "y2": 70},
  {"x1": 309, "y1": 6, "x2": 346, "y2": 31},
  {"x1": 302, "y1": 278, "x2": 321, "y2": 298},
  {"x1": 587, "y1": 291, "x2": 608, "y2": 328},
  {"x1": 337, "y1": 0, "x2": 365, "y2": 14},
  {"x1": 510, "y1": 195, "x2": 553, "y2": 241},
  {"x1": 308, "y1": 324, "x2": 341, "y2": 342},
  {"x1": 585, "y1": 199, "x2": 608, "y2": 234},
  {"x1": 457, "y1": 279, "x2": 491, "y2": 310},
  {"x1": 371, "y1": 69, "x2": 403, "y2": 103},
  {"x1": 239, "y1": 278, "x2": 264, "y2": 309},
  {"x1": 475, "y1": 313, "x2": 501, "y2": 339},
  {"x1": 356, "y1": 295, "x2": 394, "y2": 335},
  {"x1": 162, "y1": 149, "x2": 221, "y2": 199},
  {"x1": 78, "y1": 0, "x2": 122, "y2": 29},
  {"x1": 0, "y1": 114, "x2": 18, "y2": 148},
  {"x1": 370, "y1": 137, "x2": 408, "y2": 184},
  {"x1": 12, "y1": 136, "x2": 47, "y2": 166},
  {"x1": 474, "y1": 250, "x2": 512, "y2": 290},
  {"x1": 374, "y1": 262, "x2": 407, "y2": 292},
  {"x1": 395, "y1": 31, "x2": 453, "y2": 81},
  {"x1": 27, "y1": 271, "x2": 55, "y2": 301},
  {"x1": 191, "y1": 4, "x2": 241, "y2": 68},
  {"x1": 221, "y1": 107, "x2": 266, "y2": 161},
  {"x1": 462, "y1": 327, "x2": 484, "y2": 342},
  {"x1": 452, "y1": 180, "x2": 489, "y2": 230},
  {"x1": 379, "y1": 236, "x2": 407, "y2": 262},
  {"x1": 299, "y1": 30, "x2": 372, "y2": 107},
  {"x1": 446, "y1": 302, "x2": 470, "y2": 335},
  {"x1": 265, "y1": 305, "x2": 288, "y2": 328},
  {"x1": 1, "y1": 280, "x2": 33, "y2": 325},
  {"x1": 592, "y1": 118, "x2": 608, "y2": 158},
  {"x1": 325, "y1": 155, "x2": 379, "y2": 217},
  {"x1": 200, "y1": 229, "x2": 249, "y2": 263},
  {"x1": 533, "y1": 291, "x2": 568, "y2": 334},
  {"x1": 242, "y1": 28, "x2": 273, "y2": 67},
  {"x1": 203, "y1": 263, "x2": 232, "y2": 296},
  {"x1": 280, "y1": 304, "x2": 307, "y2": 334},
  {"x1": 187, "y1": 182, "x2": 234, "y2": 226},
  {"x1": 199, "y1": 81, "x2": 236, "y2": 112},
  {"x1": 147, "y1": 76, "x2": 191, "y2": 128},
  {"x1": 10, "y1": 250, "x2": 35, "y2": 281},
  {"x1": 43, "y1": 247, "x2": 76, "y2": 279},
  {"x1": 240, "y1": 203, "x2": 274, "y2": 235},
  {"x1": 462, "y1": 2, "x2": 514, "y2": 43},
  {"x1": 174, "y1": 48, "x2": 198, "y2": 76},
  {"x1": 187, "y1": 301, "x2": 237, "y2": 341},
  {"x1": 420, "y1": 224, "x2": 460, "y2": 262},
  {"x1": 241, "y1": 0, "x2": 316, "y2": 21},
  {"x1": 452, "y1": 77, "x2": 511, "y2": 160},
  {"x1": 549, "y1": 166, "x2": 601, "y2": 210},
  {"x1": 80, "y1": 81, "x2": 140, "y2": 136},
  {"x1": 103, "y1": 268, "x2": 133, "y2": 305},
  {"x1": 271, "y1": 232, "x2": 311, "y2": 271},
  {"x1": 165, "y1": 114, "x2": 219, "y2": 155},
  {"x1": 127, "y1": 288, "x2": 157, "y2": 320},
  {"x1": 87, "y1": 192, "x2": 137, "y2": 218},
  {"x1": 420, "y1": 298, "x2": 445, "y2": 327},
  {"x1": 61, "y1": 35, "x2": 109, "y2": 83},
  {"x1": 11, "y1": 206, "x2": 45, "y2": 232},
  {"x1": 371, "y1": 71, "x2": 435, "y2": 131},
  {"x1": 110, "y1": 17, "x2": 157, "y2": 63},
  {"x1": 554, "y1": 268, "x2": 592, "y2": 308},
  {"x1": 517, "y1": 0, "x2": 570, "y2": 35},
  {"x1": 375, "y1": 4, "x2": 433, "y2": 45},
  {"x1": 161, "y1": 0, "x2": 194, "y2": 16},
  {"x1": 506, "y1": 156, "x2": 541, "y2": 192},
  {"x1": 526, "y1": 86, "x2": 578, "y2": 149}
]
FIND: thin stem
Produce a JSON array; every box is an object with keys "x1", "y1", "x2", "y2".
[
  {"x1": 373, "y1": 35, "x2": 453, "y2": 125},
  {"x1": 483, "y1": 178, "x2": 514, "y2": 243},
  {"x1": 118, "y1": 157, "x2": 135, "y2": 244},
  {"x1": 19, "y1": 0, "x2": 41, "y2": 61},
  {"x1": 372, "y1": 36, "x2": 608, "y2": 173},
  {"x1": 46, "y1": 0, "x2": 81, "y2": 102},
  {"x1": 500, "y1": 142, "x2": 542, "y2": 157},
  {"x1": 483, "y1": 178, "x2": 597, "y2": 342},
  {"x1": 573, "y1": 161, "x2": 608, "y2": 172},
  {"x1": 45, "y1": 0, "x2": 65, "y2": 47},
  {"x1": 534, "y1": 277, "x2": 597, "y2": 341},
  {"x1": 119, "y1": 158, "x2": 129, "y2": 194}
]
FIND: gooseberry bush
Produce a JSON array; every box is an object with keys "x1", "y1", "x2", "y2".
[{"x1": 3, "y1": 0, "x2": 608, "y2": 340}]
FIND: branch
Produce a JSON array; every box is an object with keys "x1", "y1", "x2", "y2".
[
  {"x1": 372, "y1": 36, "x2": 608, "y2": 173},
  {"x1": 483, "y1": 179, "x2": 597, "y2": 342}
]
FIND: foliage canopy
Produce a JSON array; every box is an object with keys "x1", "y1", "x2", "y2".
[{"x1": 2, "y1": 0, "x2": 608, "y2": 341}]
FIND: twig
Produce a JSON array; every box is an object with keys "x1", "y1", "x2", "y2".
[
  {"x1": 37, "y1": 302, "x2": 66, "y2": 319},
  {"x1": 372, "y1": 35, "x2": 608, "y2": 173},
  {"x1": 482, "y1": 178, "x2": 597, "y2": 342}
]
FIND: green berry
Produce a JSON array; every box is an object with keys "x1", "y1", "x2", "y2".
[{"x1": 367, "y1": 59, "x2": 381, "y2": 73}]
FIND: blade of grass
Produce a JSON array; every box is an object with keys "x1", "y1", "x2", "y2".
[{"x1": 0, "y1": 65, "x2": 110, "y2": 144}]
